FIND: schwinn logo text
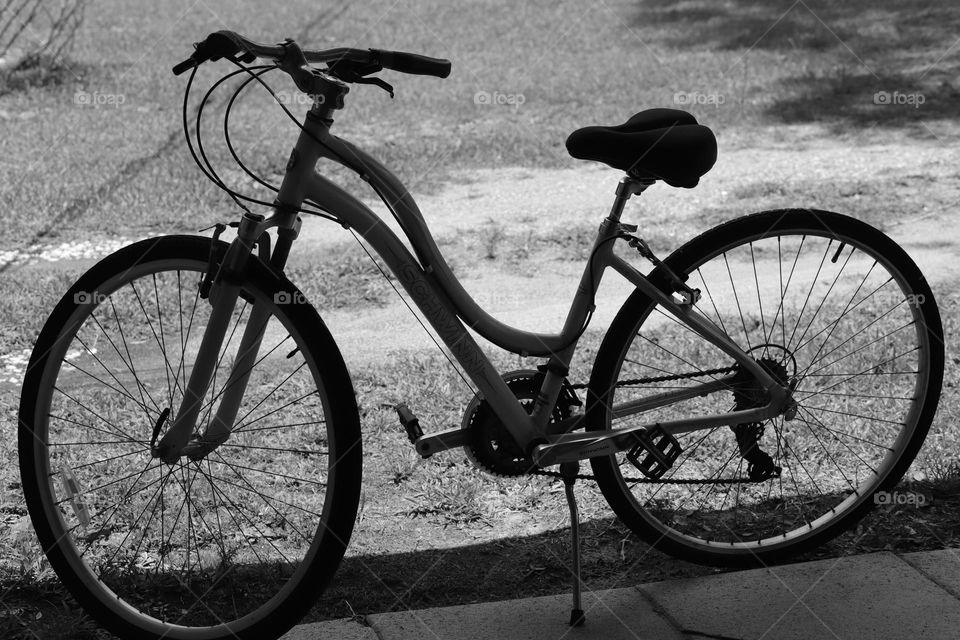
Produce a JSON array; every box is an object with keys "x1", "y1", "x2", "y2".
[{"x1": 397, "y1": 264, "x2": 486, "y2": 376}]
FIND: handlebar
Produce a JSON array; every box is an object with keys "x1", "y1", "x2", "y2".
[{"x1": 172, "y1": 30, "x2": 451, "y2": 81}]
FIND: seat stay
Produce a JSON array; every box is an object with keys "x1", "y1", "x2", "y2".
[{"x1": 609, "y1": 254, "x2": 786, "y2": 400}]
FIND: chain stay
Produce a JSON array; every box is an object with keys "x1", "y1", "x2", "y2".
[{"x1": 545, "y1": 364, "x2": 741, "y2": 484}]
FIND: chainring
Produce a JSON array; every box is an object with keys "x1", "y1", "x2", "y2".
[{"x1": 463, "y1": 370, "x2": 572, "y2": 476}]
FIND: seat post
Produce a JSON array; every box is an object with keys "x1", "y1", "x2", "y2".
[{"x1": 607, "y1": 175, "x2": 654, "y2": 222}]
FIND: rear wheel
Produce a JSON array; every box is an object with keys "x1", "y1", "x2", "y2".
[
  {"x1": 19, "y1": 235, "x2": 362, "y2": 639},
  {"x1": 588, "y1": 210, "x2": 943, "y2": 566}
]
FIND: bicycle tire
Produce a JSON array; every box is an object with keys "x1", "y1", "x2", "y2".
[
  {"x1": 19, "y1": 235, "x2": 362, "y2": 639},
  {"x1": 587, "y1": 209, "x2": 943, "y2": 566}
]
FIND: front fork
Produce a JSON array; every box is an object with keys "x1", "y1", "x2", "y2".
[{"x1": 152, "y1": 211, "x2": 294, "y2": 463}]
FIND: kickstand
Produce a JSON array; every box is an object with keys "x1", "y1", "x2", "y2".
[{"x1": 560, "y1": 460, "x2": 585, "y2": 627}]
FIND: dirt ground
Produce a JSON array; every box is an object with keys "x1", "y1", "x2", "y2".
[{"x1": 290, "y1": 138, "x2": 960, "y2": 368}]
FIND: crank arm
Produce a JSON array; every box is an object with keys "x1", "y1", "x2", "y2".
[
  {"x1": 531, "y1": 404, "x2": 777, "y2": 467},
  {"x1": 413, "y1": 427, "x2": 470, "y2": 458}
]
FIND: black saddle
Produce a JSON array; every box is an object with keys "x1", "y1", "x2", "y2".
[{"x1": 565, "y1": 109, "x2": 717, "y2": 188}]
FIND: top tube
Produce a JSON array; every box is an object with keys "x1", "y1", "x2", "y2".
[{"x1": 300, "y1": 121, "x2": 592, "y2": 357}]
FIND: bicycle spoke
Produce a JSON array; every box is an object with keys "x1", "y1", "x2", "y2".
[
  {"x1": 61, "y1": 351, "x2": 153, "y2": 418},
  {"x1": 228, "y1": 418, "x2": 326, "y2": 435},
  {"x1": 218, "y1": 442, "x2": 327, "y2": 456},
  {"x1": 750, "y1": 242, "x2": 768, "y2": 346},
  {"x1": 108, "y1": 295, "x2": 164, "y2": 416},
  {"x1": 722, "y1": 251, "x2": 752, "y2": 349},
  {"x1": 49, "y1": 412, "x2": 149, "y2": 447},
  {"x1": 788, "y1": 245, "x2": 859, "y2": 356},
  {"x1": 801, "y1": 321, "x2": 915, "y2": 381},
  {"x1": 70, "y1": 447, "x2": 148, "y2": 472},
  {"x1": 785, "y1": 239, "x2": 832, "y2": 350},
  {"x1": 767, "y1": 234, "x2": 805, "y2": 350},
  {"x1": 128, "y1": 280, "x2": 177, "y2": 407},
  {"x1": 52, "y1": 386, "x2": 142, "y2": 443},
  {"x1": 232, "y1": 390, "x2": 320, "y2": 434},
  {"x1": 230, "y1": 360, "x2": 306, "y2": 428},
  {"x1": 795, "y1": 406, "x2": 882, "y2": 476}
]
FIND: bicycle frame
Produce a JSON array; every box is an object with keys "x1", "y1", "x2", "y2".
[{"x1": 156, "y1": 102, "x2": 789, "y2": 466}]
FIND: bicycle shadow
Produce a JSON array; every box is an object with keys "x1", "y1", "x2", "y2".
[
  {"x1": 632, "y1": 0, "x2": 960, "y2": 130},
  {"x1": 309, "y1": 515, "x2": 706, "y2": 621},
  {"x1": 311, "y1": 479, "x2": 960, "y2": 620}
]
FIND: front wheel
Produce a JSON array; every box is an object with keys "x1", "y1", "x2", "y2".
[
  {"x1": 588, "y1": 210, "x2": 943, "y2": 566},
  {"x1": 19, "y1": 235, "x2": 362, "y2": 639}
]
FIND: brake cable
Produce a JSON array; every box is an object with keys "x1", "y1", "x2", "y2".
[
  {"x1": 182, "y1": 55, "x2": 760, "y2": 488},
  {"x1": 182, "y1": 60, "x2": 334, "y2": 221},
  {"x1": 193, "y1": 64, "x2": 276, "y2": 211},
  {"x1": 222, "y1": 66, "x2": 282, "y2": 194}
]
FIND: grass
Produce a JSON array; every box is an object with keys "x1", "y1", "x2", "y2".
[
  {"x1": 696, "y1": 173, "x2": 954, "y2": 232},
  {"x1": 3, "y1": 0, "x2": 960, "y2": 248},
  {"x1": 282, "y1": 241, "x2": 394, "y2": 309}
]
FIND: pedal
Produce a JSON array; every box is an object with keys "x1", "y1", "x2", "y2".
[
  {"x1": 394, "y1": 403, "x2": 423, "y2": 444},
  {"x1": 625, "y1": 425, "x2": 681, "y2": 479}
]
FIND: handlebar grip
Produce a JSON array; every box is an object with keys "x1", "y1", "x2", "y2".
[
  {"x1": 172, "y1": 58, "x2": 198, "y2": 75},
  {"x1": 373, "y1": 49, "x2": 451, "y2": 78}
]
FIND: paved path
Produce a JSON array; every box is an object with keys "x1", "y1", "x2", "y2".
[{"x1": 283, "y1": 547, "x2": 960, "y2": 640}]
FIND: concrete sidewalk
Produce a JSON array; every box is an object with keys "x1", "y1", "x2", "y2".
[{"x1": 283, "y1": 548, "x2": 960, "y2": 640}]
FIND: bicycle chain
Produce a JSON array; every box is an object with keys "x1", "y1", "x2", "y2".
[
  {"x1": 532, "y1": 468, "x2": 755, "y2": 485},
  {"x1": 534, "y1": 364, "x2": 745, "y2": 485},
  {"x1": 565, "y1": 364, "x2": 738, "y2": 390}
]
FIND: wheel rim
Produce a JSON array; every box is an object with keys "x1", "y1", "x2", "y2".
[
  {"x1": 27, "y1": 257, "x2": 343, "y2": 635},
  {"x1": 604, "y1": 222, "x2": 933, "y2": 555}
]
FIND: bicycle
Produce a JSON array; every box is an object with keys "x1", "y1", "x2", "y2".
[{"x1": 18, "y1": 30, "x2": 944, "y2": 640}]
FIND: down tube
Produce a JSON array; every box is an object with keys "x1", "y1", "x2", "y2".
[{"x1": 302, "y1": 171, "x2": 539, "y2": 447}]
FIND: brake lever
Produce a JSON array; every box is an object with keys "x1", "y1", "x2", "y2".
[
  {"x1": 353, "y1": 76, "x2": 394, "y2": 98},
  {"x1": 325, "y1": 59, "x2": 395, "y2": 98}
]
